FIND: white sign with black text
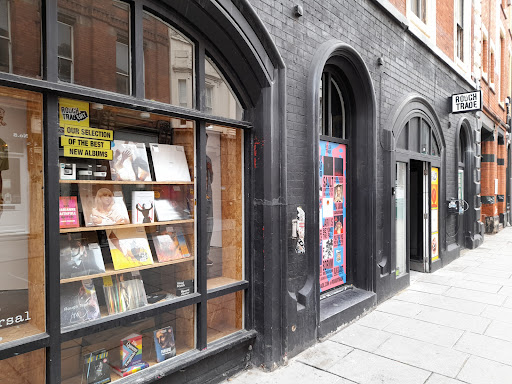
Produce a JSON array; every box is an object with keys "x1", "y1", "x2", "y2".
[{"x1": 451, "y1": 90, "x2": 482, "y2": 113}]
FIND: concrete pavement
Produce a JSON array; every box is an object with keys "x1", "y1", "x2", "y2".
[{"x1": 223, "y1": 227, "x2": 512, "y2": 384}]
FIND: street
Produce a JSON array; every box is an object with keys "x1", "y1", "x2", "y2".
[{"x1": 225, "y1": 227, "x2": 512, "y2": 384}]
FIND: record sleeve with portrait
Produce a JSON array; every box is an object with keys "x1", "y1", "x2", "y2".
[
  {"x1": 60, "y1": 279, "x2": 101, "y2": 327},
  {"x1": 59, "y1": 232, "x2": 106, "y2": 279},
  {"x1": 79, "y1": 184, "x2": 130, "y2": 227},
  {"x1": 106, "y1": 227, "x2": 154, "y2": 270},
  {"x1": 110, "y1": 140, "x2": 152, "y2": 181}
]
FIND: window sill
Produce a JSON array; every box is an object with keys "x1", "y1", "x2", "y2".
[
  {"x1": 490, "y1": 83, "x2": 496, "y2": 94},
  {"x1": 499, "y1": 102, "x2": 505, "y2": 111},
  {"x1": 482, "y1": 72, "x2": 488, "y2": 84}
]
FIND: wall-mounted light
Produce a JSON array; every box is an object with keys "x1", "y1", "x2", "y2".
[
  {"x1": 91, "y1": 103, "x2": 104, "y2": 110},
  {"x1": 140, "y1": 112, "x2": 151, "y2": 119}
]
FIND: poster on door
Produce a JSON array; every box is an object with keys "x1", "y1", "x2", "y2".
[
  {"x1": 431, "y1": 167, "x2": 439, "y2": 261},
  {"x1": 319, "y1": 141, "x2": 346, "y2": 292}
]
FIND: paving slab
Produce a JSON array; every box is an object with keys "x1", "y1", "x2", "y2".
[
  {"x1": 295, "y1": 340, "x2": 353, "y2": 370},
  {"x1": 374, "y1": 335, "x2": 468, "y2": 378},
  {"x1": 480, "y1": 305, "x2": 512, "y2": 324},
  {"x1": 443, "y1": 286, "x2": 507, "y2": 306},
  {"x1": 484, "y1": 320, "x2": 512, "y2": 342},
  {"x1": 454, "y1": 332, "x2": 512, "y2": 366},
  {"x1": 329, "y1": 324, "x2": 391, "y2": 352},
  {"x1": 462, "y1": 266, "x2": 511, "y2": 278},
  {"x1": 376, "y1": 298, "x2": 424, "y2": 317},
  {"x1": 414, "y1": 306, "x2": 491, "y2": 334},
  {"x1": 327, "y1": 349, "x2": 431, "y2": 384},
  {"x1": 409, "y1": 281, "x2": 450, "y2": 294},
  {"x1": 457, "y1": 355, "x2": 512, "y2": 384},
  {"x1": 425, "y1": 373, "x2": 468, "y2": 384},
  {"x1": 356, "y1": 309, "x2": 403, "y2": 330},
  {"x1": 382, "y1": 316, "x2": 464, "y2": 348},
  {"x1": 393, "y1": 290, "x2": 487, "y2": 315},
  {"x1": 463, "y1": 273, "x2": 512, "y2": 287}
]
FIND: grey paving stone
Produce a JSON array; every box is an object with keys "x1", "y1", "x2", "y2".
[
  {"x1": 394, "y1": 290, "x2": 487, "y2": 316},
  {"x1": 504, "y1": 297, "x2": 512, "y2": 308},
  {"x1": 498, "y1": 285, "x2": 512, "y2": 297},
  {"x1": 481, "y1": 305, "x2": 512, "y2": 324},
  {"x1": 327, "y1": 349, "x2": 431, "y2": 384},
  {"x1": 464, "y1": 273, "x2": 512, "y2": 287},
  {"x1": 433, "y1": 270, "x2": 467, "y2": 279},
  {"x1": 454, "y1": 332, "x2": 512, "y2": 365},
  {"x1": 463, "y1": 266, "x2": 512, "y2": 279},
  {"x1": 444, "y1": 278, "x2": 502, "y2": 293},
  {"x1": 409, "y1": 281, "x2": 450, "y2": 294},
  {"x1": 377, "y1": 298, "x2": 424, "y2": 317},
  {"x1": 457, "y1": 355, "x2": 512, "y2": 384},
  {"x1": 296, "y1": 340, "x2": 353, "y2": 370},
  {"x1": 484, "y1": 320, "x2": 512, "y2": 342},
  {"x1": 374, "y1": 335, "x2": 468, "y2": 378},
  {"x1": 416, "y1": 274, "x2": 456, "y2": 286},
  {"x1": 443, "y1": 287, "x2": 507, "y2": 306},
  {"x1": 383, "y1": 316, "x2": 464, "y2": 348},
  {"x1": 329, "y1": 324, "x2": 391, "y2": 352},
  {"x1": 425, "y1": 373, "x2": 468, "y2": 384},
  {"x1": 357, "y1": 309, "x2": 402, "y2": 330},
  {"x1": 414, "y1": 306, "x2": 491, "y2": 334}
]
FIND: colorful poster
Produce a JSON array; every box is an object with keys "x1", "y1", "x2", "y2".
[
  {"x1": 59, "y1": 98, "x2": 90, "y2": 128},
  {"x1": 431, "y1": 167, "x2": 439, "y2": 261},
  {"x1": 319, "y1": 141, "x2": 346, "y2": 292}
]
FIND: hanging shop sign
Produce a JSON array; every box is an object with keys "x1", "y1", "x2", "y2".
[{"x1": 451, "y1": 90, "x2": 482, "y2": 113}]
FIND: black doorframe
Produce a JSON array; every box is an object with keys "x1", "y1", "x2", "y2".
[{"x1": 455, "y1": 117, "x2": 476, "y2": 249}]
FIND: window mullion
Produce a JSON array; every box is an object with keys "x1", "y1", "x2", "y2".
[
  {"x1": 43, "y1": 0, "x2": 58, "y2": 82},
  {"x1": 133, "y1": 0, "x2": 144, "y2": 99},
  {"x1": 197, "y1": 42, "x2": 206, "y2": 112},
  {"x1": 196, "y1": 120, "x2": 208, "y2": 350}
]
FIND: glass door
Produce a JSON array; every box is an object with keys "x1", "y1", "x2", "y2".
[{"x1": 395, "y1": 162, "x2": 407, "y2": 277}]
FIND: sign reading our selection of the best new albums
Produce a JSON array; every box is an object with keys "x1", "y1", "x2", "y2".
[
  {"x1": 451, "y1": 90, "x2": 482, "y2": 113},
  {"x1": 59, "y1": 98, "x2": 114, "y2": 160}
]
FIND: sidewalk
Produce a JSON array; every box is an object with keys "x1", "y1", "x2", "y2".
[{"x1": 224, "y1": 227, "x2": 512, "y2": 384}]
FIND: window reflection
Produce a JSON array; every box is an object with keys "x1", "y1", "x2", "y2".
[
  {"x1": 57, "y1": 0, "x2": 131, "y2": 94},
  {"x1": 205, "y1": 58, "x2": 243, "y2": 120},
  {"x1": 0, "y1": 86, "x2": 45, "y2": 344},
  {"x1": 143, "y1": 12, "x2": 194, "y2": 107}
]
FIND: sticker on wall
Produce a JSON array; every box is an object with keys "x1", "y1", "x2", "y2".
[
  {"x1": 295, "y1": 207, "x2": 305, "y2": 254},
  {"x1": 431, "y1": 167, "x2": 439, "y2": 262},
  {"x1": 319, "y1": 141, "x2": 346, "y2": 293}
]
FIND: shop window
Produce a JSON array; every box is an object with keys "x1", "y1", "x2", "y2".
[
  {"x1": 58, "y1": 99, "x2": 196, "y2": 329},
  {"x1": 57, "y1": 0, "x2": 131, "y2": 94},
  {"x1": 397, "y1": 123, "x2": 408, "y2": 150},
  {"x1": 205, "y1": 57, "x2": 243, "y2": 120},
  {"x1": 0, "y1": 349, "x2": 45, "y2": 383},
  {"x1": 61, "y1": 306, "x2": 194, "y2": 382},
  {"x1": 143, "y1": 12, "x2": 194, "y2": 107},
  {"x1": 482, "y1": 34, "x2": 488, "y2": 77},
  {"x1": 207, "y1": 292, "x2": 243, "y2": 343},
  {"x1": 57, "y1": 21, "x2": 73, "y2": 83},
  {"x1": 206, "y1": 126, "x2": 244, "y2": 288},
  {"x1": 320, "y1": 72, "x2": 346, "y2": 139},
  {"x1": 456, "y1": 0, "x2": 464, "y2": 61},
  {"x1": 0, "y1": 86, "x2": 45, "y2": 344},
  {"x1": 431, "y1": 132, "x2": 440, "y2": 156},
  {"x1": 0, "y1": 0, "x2": 41, "y2": 78},
  {"x1": 412, "y1": 0, "x2": 427, "y2": 23},
  {"x1": 0, "y1": 0, "x2": 10, "y2": 73},
  {"x1": 116, "y1": 35, "x2": 130, "y2": 95},
  {"x1": 396, "y1": 114, "x2": 438, "y2": 156}
]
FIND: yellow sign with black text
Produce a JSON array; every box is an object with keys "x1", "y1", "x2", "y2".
[
  {"x1": 59, "y1": 98, "x2": 90, "y2": 128},
  {"x1": 61, "y1": 136, "x2": 111, "y2": 150},
  {"x1": 64, "y1": 146, "x2": 113, "y2": 160},
  {"x1": 63, "y1": 125, "x2": 114, "y2": 141}
]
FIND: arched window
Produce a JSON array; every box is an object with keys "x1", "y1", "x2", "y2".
[
  {"x1": 397, "y1": 114, "x2": 440, "y2": 156},
  {"x1": 320, "y1": 70, "x2": 346, "y2": 139}
]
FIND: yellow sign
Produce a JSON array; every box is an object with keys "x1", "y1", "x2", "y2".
[
  {"x1": 63, "y1": 125, "x2": 113, "y2": 141},
  {"x1": 431, "y1": 167, "x2": 439, "y2": 262},
  {"x1": 61, "y1": 136, "x2": 111, "y2": 149},
  {"x1": 59, "y1": 98, "x2": 90, "y2": 128},
  {"x1": 64, "y1": 146, "x2": 113, "y2": 160}
]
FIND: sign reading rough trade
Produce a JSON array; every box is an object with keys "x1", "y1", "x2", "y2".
[
  {"x1": 451, "y1": 90, "x2": 482, "y2": 113},
  {"x1": 319, "y1": 141, "x2": 347, "y2": 293}
]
